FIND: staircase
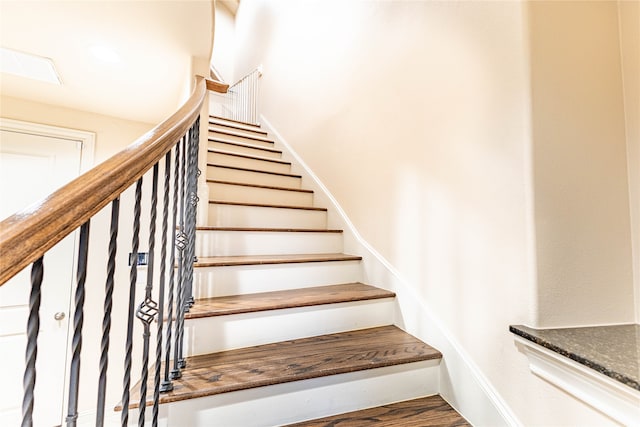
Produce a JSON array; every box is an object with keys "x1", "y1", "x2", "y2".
[{"x1": 124, "y1": 115, "x2": 469, "y2": 426}]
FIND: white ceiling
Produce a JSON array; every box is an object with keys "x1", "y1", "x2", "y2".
[{"x1": 0, "y1": 0, "x2": 214, "y2": 124}]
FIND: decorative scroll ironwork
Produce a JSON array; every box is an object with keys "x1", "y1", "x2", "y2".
[
  {"x1": 136, "y1": 298, "x2": 159, "y2": 324},
  {"x1": 175, "y1": 231, "x2": 188, "y2": 251}
]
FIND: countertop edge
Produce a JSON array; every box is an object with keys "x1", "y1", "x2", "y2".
[{"x1": 509, "y1": 324, "x2": 640, "y2": 392}]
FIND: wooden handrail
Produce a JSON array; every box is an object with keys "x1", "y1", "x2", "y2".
[
  {"x1": 206, "y1": 79, "x2": 229, "y2": 93},
  {"x1": 0, "y1": 75, "x2": 209, "y2": 286}
]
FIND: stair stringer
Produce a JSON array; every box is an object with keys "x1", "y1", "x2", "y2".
[{"x1": 260, "y1": 114, "x2": 522, "y2": 427}]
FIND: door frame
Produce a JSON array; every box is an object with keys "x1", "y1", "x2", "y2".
[{"x1": 0, "y1": 117, "x2": 95, "y2": 173}]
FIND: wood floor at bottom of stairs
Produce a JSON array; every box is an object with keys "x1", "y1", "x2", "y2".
[
  {"x1": 117, "y1": 325, "x2": 441, "y2": 410},
  {"x1": 286, "y1": 395, "x2": 470, "y2": 427}
]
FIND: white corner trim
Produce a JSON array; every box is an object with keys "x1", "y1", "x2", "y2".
[
  {"x1": 0, "y1": 117, "x2": 96, "y2": 172},
  {"x1": 514, "y1": 336, "x2": 640, "y2": 427},
  {"x1": 259, "y1": 114, "x2": 522, "y2": 427}
]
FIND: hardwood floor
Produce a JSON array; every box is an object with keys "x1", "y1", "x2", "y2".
[{"x1": 286, "y1": 396, "x2": 471, "y2": 427}]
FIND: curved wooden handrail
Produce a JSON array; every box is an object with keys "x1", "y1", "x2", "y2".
[{"x1": 0, "y1": 75, "x2": 208, "y2": 286}]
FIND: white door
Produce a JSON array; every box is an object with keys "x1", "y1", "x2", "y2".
[{"x1": 0, "y1": 128, "x2": 84, "y2": 426}]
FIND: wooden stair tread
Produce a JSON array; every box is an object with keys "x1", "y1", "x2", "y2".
[
  {"x1": 209, "y1": 127, "x2": 275, "y2": 143},
  {"x1": 209, "y1": 200, "x2": 327, "y2": 211},
  {"x1": 209, "y1": 119, "x2": 268, "y2": 135},
  {"x1": 286, "y1": 395, "x2": 470, "y2": 427},
  {"x1": 209, "y1": 149, "x2": 291, "y2": 165},
  {"x1": 208, "y1": 163, "x2": 302, "y2": 178},
  {"x1": 194, "y1": 253, "x2": 362, "y2": 267},
  {"x1": 196, "y1": 226, "x2": 342, "y2": 233},
  {"x1": 207, "y1": 179, "x2": 312, "y2": 193},
  {"x1": 185, "y1": 283, "x2": 395, "y2": 318},
  {"x1": 118, "y1": 326, "x2": 441, "y2": 410},
  {"x1": 208, "y1": 138, "x2": 279, "y2": 153},
  {"x1": 210, "y1": 115, "x2": 262, "y2": 128}
]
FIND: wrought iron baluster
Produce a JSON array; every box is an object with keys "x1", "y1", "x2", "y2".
[
  {"x1": 162, "y1": 140, "x2": 182, "y2": 389},
  {"x1": 21, "y1": 257, "x2": 43, "y2": 427},
  {"x1": 153, "y1": 152, "x2": 171, "y2": 424},
  {"x1": 184, "y1": 117, "x2": 200, "y2": 310},
  {"x1": 122, "y1": 178, "x2": 143, "y2": 426},
  {"x1": 66, "y1": 221, "x2": 91, "y2": 427},
  {"x1": 96, "y1": 199, "x2": 120, "y2": 427},
  {"x1": 137, "y1": 164, "x2": 160, "y2": 426},
  {"x1": 172, "y1": 137, "x2": 188, "y2": 377}
]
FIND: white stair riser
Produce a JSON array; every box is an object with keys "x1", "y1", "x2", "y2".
[
  {"x1": 211, "y1": 152, "x2": 290, "y2": 174},
  {"x1": 183, "y1": 299, "x2": 395, "y2": 355},
  {"x1": 209, "y1": 131, "x2": 274, "y2": 148},
  {"x1": 209, "y1": 125, "x2": 269, "y2": 140},
  {"x1": 145, "y1": 360, "x2": 440, "y2": 427},
  {"x1": 208, "y1": 183, "x2": 313, "y2": 207},
  {"x1": 207, "y1": 165, "x2": 301, "y2": 189},
  {"x1": 196, "y1": 231, "x2": 342, "y2": 256},
  {"x1": 193, "y1": 261, "x2": 362, "y2": 298},
  {"x1": 208, "y1": 204, "x2": 327, "y2": 228},
  {"x1": 208, "y1": 141, "x2": 281, "y2": 159}
]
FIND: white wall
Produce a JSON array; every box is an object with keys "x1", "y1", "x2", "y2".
[
  {"x1": 529, "y1": 0, "x2": 635, "y2": 327},
  {"x1": 617, "y1": 0, "x2": 640, "y2": 323},
  {"x1": 211, "y1": 1, "x2": 237, "y2": 83},
  {"x1": 231, "y1": 0, "x2": 634, "y2": 425}
]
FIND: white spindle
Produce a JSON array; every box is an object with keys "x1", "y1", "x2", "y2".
[{"x1": 210, "y1": 68, "x2": 261, "y2": 125}]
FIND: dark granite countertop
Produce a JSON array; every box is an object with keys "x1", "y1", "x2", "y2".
[{"x1": 509, "y1": 323, "x2": 640, "y2": 391}]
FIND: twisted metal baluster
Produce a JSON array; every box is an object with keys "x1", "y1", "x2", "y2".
[
  {"x1": 184, "y1": 118, "x2": 200, "y2": 310},
  {"x1": 153, "y1": 153, "x2": 171, "y2": 424},
  {"x1": 66, "y1": 221, "x2": 90, "y2": 427},
  {"x1": 162, "y1": 141, "x2": 182, "y2": 389},
  {"x1": 171, "y1": 137, "x2": 187, "y2": 377},
  {"x1": 96, "y1": 199, "x2": 120, "y2": 427},
  {"x1": 21, "y1": 257, "x2": 43, "y2": 427},
  {"x1": 137, "y1": 164, "x2": 160, "y2": 426},
  {"x1": 178, "y1": 129, "x2": 193, "y2": 369},
  {"x1": 122, "y1": 178, "x2": 143, "y2": 426}
]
